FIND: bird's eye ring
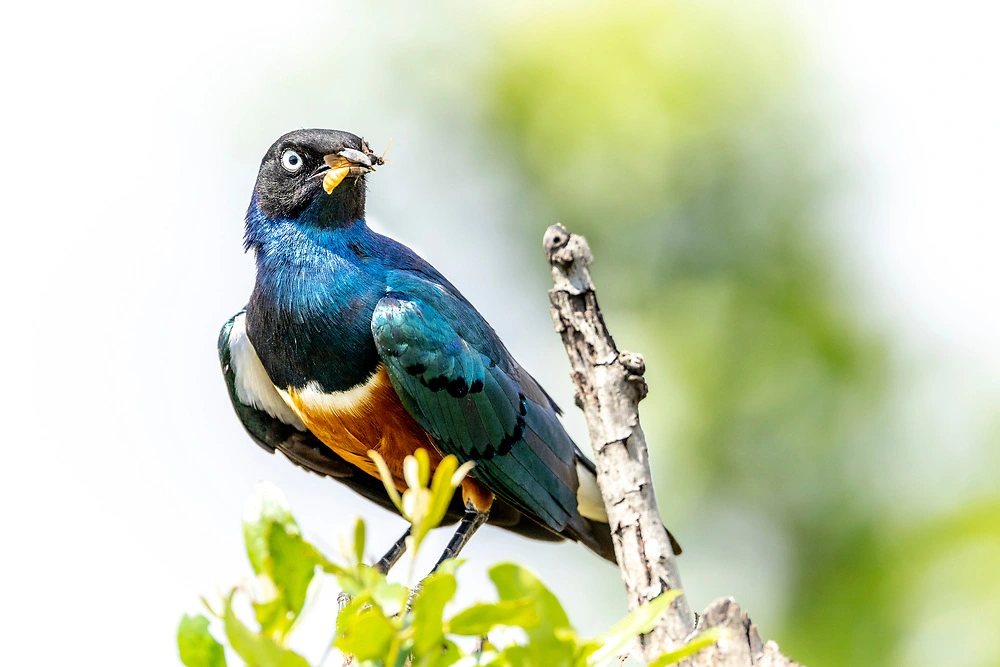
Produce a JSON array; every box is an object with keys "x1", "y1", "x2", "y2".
[{"x1": 280, "y1": 149, "x2": 304, "y2": 173}]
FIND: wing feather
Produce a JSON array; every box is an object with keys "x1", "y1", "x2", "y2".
[{"x1": 371, "y1": 290, "x2": 581, "y2": 531}]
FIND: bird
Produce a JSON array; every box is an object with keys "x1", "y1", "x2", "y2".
[{"x1": 219, "y1": 128, "x2": 678, "y2": 571}]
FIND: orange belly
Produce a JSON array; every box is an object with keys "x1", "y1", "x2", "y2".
[{"x1": 281, "y1": 365, "x2": 493, "y2": 512}]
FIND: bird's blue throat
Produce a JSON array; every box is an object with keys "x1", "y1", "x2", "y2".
[{"x1": 243, "y1": 194, "x2": 388, "y2": 392}]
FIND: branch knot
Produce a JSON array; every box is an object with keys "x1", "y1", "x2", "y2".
[
  {"x1": 619, "y1": 351, "x2": 646, "y2": 376},
  {"x1": 545, "y1": 223, "x2": 594, "y2": 274},
  {"x1": 543, "y1": 223, "x2": 570, "y2": 257}
]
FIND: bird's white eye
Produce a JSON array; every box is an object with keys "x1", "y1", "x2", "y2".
[{"x1": 280, "y1": 149, "x2": 304, "y2": 173}]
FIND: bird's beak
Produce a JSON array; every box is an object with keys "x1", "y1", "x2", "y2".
[{"x1": 314, "y1": 148, "x2": 378, "y2": 194}]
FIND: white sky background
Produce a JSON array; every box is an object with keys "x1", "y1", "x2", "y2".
[
  {"x1": 0, "y1": 1, "x2": 997, "y2": 664},
  {"x1": 800, "y1": 1, "x2": 1000, "y2": 372}
]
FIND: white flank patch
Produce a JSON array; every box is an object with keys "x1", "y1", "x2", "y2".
[
  {"x1": 228, "y1": 313, "x2": 307, "y2": 430},
  {"x1": 279, "y1": 368, "x2": 383, "y2": 414},
  {"x1": 576, "y1": 462, "x2": 608, "y2": 522}
]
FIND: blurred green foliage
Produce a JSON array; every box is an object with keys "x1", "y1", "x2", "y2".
[
  {"x1": 179, "y1": 455, "x2": 717, "y2": 667},
  {"x1": 475, "y1": 2, "x2": 1000, "y2": 665}
]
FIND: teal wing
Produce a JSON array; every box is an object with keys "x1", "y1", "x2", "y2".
[{"x1": 370, "y1": 287, "x2": 583, "y2": 532}]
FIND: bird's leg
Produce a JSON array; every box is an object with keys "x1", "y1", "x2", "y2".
[
  {"x1": 338, "y1": 528, "x2": 413, "y2": 611},
  {"x1": 375, "y1": 527, "x2": 411, "y2": 574},
  {"x1": 434, "y1": 507, "x2": 489, "y2": 569},
  {"x1": 398, "y1": 509, "x2": 489, "y2": 616}
]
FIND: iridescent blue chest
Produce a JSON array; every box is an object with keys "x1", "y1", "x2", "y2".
[{"x1": 245, "y1": 213, "x2": 388, "y2": 392}]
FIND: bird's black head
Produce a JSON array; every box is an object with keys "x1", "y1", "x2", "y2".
[{"x1": 251, "y1": 128, "x2": 384, "y2": 227}]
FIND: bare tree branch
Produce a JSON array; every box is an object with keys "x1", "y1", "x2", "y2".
[{"x1": 544, "y1": 224, "x2": 799, "y2": 667}]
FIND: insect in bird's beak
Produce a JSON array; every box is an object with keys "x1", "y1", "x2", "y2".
[{"x1": 316, "y1": 146, "x2": 386, "y2": 194}]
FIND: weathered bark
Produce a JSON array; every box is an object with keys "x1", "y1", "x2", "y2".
[
  {"x1": 689, "y1": 598, "x2": 800, "y2": 667},
  {"x1": 544, "y1": 224, "x2": 799, "y2": 667}
]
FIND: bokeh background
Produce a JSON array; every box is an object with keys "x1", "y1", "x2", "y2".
[{"x1": 4, "y1": 1, "x2": 999, "y2": 665}]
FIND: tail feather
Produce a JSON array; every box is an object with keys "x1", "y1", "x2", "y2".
[
  {"x1": 571, "y1": 451, "x2": 683, "y2": 561},
  {"x1": 566, "y1": 514, "x2": 618, "y2": 564},
  {"x1": 565, "y1": 515, "x2": 682, "y2": 563}
]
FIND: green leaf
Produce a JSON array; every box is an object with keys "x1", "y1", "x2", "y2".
[
  {"x1": 489, "y1": 564, "x2": 570, "y2": 640},
  {"x1": 414, "y1": 448, "x2": 432, "y2": 488},
  {"x1": 267, "y1": 524, "x2": 321, "y2": 627},
  {"x1": 336, "y1": 563, "x2": 388, "y2": 599},
  {"x1": 647, "y1": 626, "x2": 727, "y2": 666},
  {"x1": 488, "y1": 640, "x2": 577, "y2": 667},
  {"x1": 369, "y1": 451, "x2": 404, "y2": 512},
  {"x1": 407, "y1": 487, "x2": 435, "y2": 552},
  {"x1": 447, "y1": 600, "x2": 538, "y2": 636},
  {"x1": 484, "y1": 564, "x2": 578, "y2": 667},
  {"x1": 224, "y1": 594, "x2": 311, "y2": 667},
  {"x1": 411, "y1": 571, "x2": 458, "y2": 655},
  {"x1": 584, "y1": 590, "x2": 681, "y2": 666},
  {"x1": 251, "y1": 593, "x2": 286, "y2": 640},
  {"x1": 353, "y1": 518, "x2": 366, "y2": 566},
  {"x1": 243, "y1": 482, "x2": 298, "y2": 576},
  {"x1": 336, "y1": 594, "x2": 372, "y2": 630},
  {"x1": 414, "y1": 639, "x2": 463, "y2": 667},
  {"x1": 426, "y1": 456, "x2": 459, "y2": 530},
  {"x1": 336, "y1": 606, "x2": 397, "y2": 662},
  {"x1": 315, "y1": 551, "x2": 345, "y2": 577},
  {"x1": 371, "y1": 579, "x2": 410, "y2": 617},
  {"x1": 178, "y1": 614, "x2": 227, "y2": 667}
]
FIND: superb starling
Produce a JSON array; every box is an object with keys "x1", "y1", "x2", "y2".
[{"x1": 219, "y1": 129, "x2": 675, "y2": 570}]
